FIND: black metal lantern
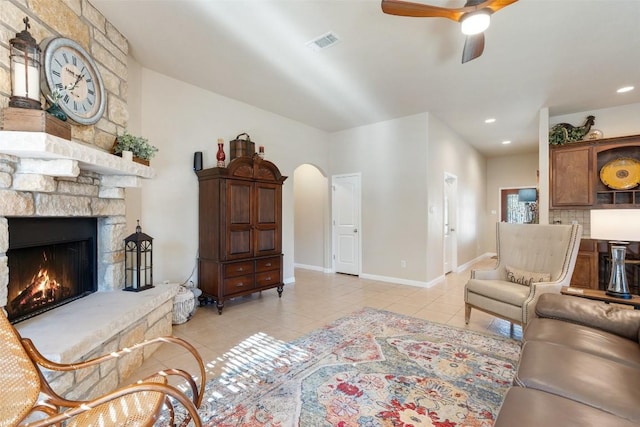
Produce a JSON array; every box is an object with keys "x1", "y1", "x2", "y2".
[
  {"x1": 9, "y1": 17, "x2": 41, "y2": 109},
  {"x1": 124, "y1": 221, "x2": 154, "y2": 292}
]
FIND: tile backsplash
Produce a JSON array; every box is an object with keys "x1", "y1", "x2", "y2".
[{"x1": 550, "y1": 209, "x2": 591, "y2": 237}]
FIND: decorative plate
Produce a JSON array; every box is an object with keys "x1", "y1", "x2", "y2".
[{"x1": 600, "y1": 158, "x2": 640, "y2": 190}]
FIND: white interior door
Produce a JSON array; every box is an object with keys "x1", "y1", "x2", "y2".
[
  {"x1": 332, "y1": 174, "x2": 361, "y2": 275},
  {"x1": 444, "y1": 173, "x2": 458, "y2": 274}
]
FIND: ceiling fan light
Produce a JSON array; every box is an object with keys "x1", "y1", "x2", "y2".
[{"x1": 461, "y1": 11, "x2": 491, "y2": 35}]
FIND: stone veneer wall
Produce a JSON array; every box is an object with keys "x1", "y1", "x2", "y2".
[
  {"x1": 0, "y1": 155, "x2": 128, "y2": 305},
  {"x1": 44, "y1": 299, "x2": 173, "y2": 401},
  {"x1": 0, "y1": 150, "x2": 171, "y2": 398},
  {"x1": 0, "y1": 1, "x2": 176, "y2": 400},
  {"x1": 1, "y1": 0, "x2": 129, "y2": 148}
]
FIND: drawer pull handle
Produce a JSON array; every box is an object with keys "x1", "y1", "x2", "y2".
[
  {"x1": 236, "y1": 283, "x2": 244, "y2": 287},
  {"x1": 265, "y1": 276, "x2": 272, "y2": 281},
  {"x1": 265, "y1": 263, "x2": 272, "y2": 267},
  {"x1": 237, "y1": 267, "x2": 244, "y2": 272}
]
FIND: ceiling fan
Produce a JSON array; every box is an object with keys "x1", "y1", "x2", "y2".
[{"x1": 381, "y1": 0, "x2": 518, "y2": 63}]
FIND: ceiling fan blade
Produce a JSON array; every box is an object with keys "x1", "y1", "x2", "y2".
[
  {"x1": 462, "y1": 33, "x2": 485, "y2": 63},
  {"x1": 381, "y1": 0, "x2": 518, "y2": 22},
  {"x1": 381, "y1": 0, "x2": 464, "y2": 21},
  {"x1": 485, "y1": 0, "x2": 519, "y2": 14}
]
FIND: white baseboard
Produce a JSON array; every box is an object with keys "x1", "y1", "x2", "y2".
[
  {"x1": 455, "y1": 252, "x2": 496, "y2": 273},
  {"x1": 359, "y1": 273, "x2": 434, "y2": 288},
  {"x1": 294, "y1": 263, "x2": 333, "y2": 273},
  {"x1": 292, "y1": 253, "x2": 497, "y2": 289}
]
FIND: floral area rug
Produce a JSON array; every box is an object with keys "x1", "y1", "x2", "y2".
[{"x1": 170, "y1": 308, "x2": 521, "y2": 426}]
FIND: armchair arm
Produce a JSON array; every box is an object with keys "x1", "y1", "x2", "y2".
[{"x1": 535, "y1": 293, "x2": 640, "y2": 342}]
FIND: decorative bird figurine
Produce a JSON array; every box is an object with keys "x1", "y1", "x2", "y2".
[{"x1": 549, "y1": 115, "x2": 596, "y2": 145}]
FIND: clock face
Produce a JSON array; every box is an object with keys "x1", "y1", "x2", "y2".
[{"x1": 41, "y1": 37, "x2": 106, "y2": 125}]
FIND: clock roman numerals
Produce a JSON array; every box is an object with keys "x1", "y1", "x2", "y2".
[{"x1": 43, "y1": 38, "x2": 105, "y2": 124}]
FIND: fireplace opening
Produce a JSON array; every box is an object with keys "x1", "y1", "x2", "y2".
[{"x1": 7, "y1": 218, "x2": 97, "y2": 324}]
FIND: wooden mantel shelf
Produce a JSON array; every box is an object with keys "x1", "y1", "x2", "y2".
[{"x1": 0, "y1": 131, "x2": 155, "y2": 179}]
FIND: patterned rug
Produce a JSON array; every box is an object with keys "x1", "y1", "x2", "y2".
[{"x1": 172, "y1": 308, "x2": 520, "y2": 426}]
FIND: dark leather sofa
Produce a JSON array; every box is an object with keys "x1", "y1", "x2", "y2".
[{"x1": 495, "y1": 293, "x2": 640, "y2": 426}]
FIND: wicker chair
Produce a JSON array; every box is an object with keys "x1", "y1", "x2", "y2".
[{"x1": 0, "y1": 310, "x2": 205, "y2": 427}]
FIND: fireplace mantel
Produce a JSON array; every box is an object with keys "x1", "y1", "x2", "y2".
[{"x1": 0, "y1": 131, "x2": 155, "y2": 179}]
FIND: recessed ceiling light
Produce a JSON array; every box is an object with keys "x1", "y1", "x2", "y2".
[
  {"x1": 502, "y1": 140, "x2": 511, "y2": 145},
  {"x1": 617, "y1": 86, "x2": 635, "y2": 93},
  {"x1": 485, "y1": 118, "x2": 496, "y2": 124}
]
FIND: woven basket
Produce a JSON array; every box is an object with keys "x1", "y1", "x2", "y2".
[{"x1": 172, "y1": 286, "x2": 196, "y2": 324}]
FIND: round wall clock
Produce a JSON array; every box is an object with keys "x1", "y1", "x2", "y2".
[{"x1": 40, "y1": 37, "x2": 106, "y2": 125}]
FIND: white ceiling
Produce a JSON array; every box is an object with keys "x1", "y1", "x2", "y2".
[{"x1": 90, "y1": 0, "x2": 640, "y2": 157}]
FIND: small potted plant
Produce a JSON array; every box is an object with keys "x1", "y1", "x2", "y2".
[{"x1": 113, "y1": 131, "x2": 158, "y2": 165}]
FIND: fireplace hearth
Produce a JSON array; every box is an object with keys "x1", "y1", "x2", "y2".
[{"x1": 7, "y1": 218, "x2": 97, "y2": 323}]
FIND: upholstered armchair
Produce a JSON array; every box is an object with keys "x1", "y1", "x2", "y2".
[
  {"x1": 465, "y1": 222, "x2": 582, "y2": 327},
  {"x1": 0, "y1": 310, "x2": 204, "y2": 427}
]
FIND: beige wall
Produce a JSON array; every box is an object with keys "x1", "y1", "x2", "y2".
[
  {"x1": 484, "y1": 152, "x2": 539, "y2": 252},
  {"x1": 329, "y1": 113, "x2": 488, "y2": 285},
  {"x1": 293, "y1": 164, "x2": 328, "y2": 270},
  {"x1": 330, "y1": 113, "x2": 429, "y2": 283},
  {"x1": 427, "y1": 115, "x2": 488, "y2": 277},
  {"x1": 134, "y1": 69, "x2": 330, "y2": 285}
]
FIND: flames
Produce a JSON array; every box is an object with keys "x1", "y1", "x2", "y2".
[{"x1": 9, "y1": 257, "x2": 70, "y2": 316}]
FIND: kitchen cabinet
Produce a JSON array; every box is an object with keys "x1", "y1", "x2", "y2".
[{"x1": 550, "y1": 134, "x2": 640, "y2": 209}]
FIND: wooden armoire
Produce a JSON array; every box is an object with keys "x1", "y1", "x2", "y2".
[{"x1": 197, "y1": 156, "x2": 287, "y2": 314}]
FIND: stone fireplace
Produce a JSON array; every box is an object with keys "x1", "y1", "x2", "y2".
[{"x1": 0, "y1": 131, "x2": 178, "y2": 400}]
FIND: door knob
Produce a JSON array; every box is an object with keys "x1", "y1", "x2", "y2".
[{"x1": 354, "y1": 228, "x2": 358, "y2": 233}]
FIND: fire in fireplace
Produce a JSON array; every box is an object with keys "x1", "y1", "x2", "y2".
[{"x1": 7, "y1": 218, "x2": 97, "y2": 323}]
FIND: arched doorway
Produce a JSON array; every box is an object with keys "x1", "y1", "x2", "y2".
[{"x1": 293, "y1": 164, "x2": 329, "y2": 272}]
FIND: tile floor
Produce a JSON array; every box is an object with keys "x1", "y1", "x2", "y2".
[{"x1": 126, "y1": 258, "x2": 522, "y2": 384}]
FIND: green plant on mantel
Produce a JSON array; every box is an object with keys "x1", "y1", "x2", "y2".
[{"x1": 113, "y1": 131, "x2": 159, "y2": 160}]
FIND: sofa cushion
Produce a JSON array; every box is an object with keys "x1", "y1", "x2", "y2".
[
  {"x1": 515, "y1": 341, "x2": 640, "y2": 423},
  {"x1": 506, "y1": 265, "x2": 551, "y2": 286},
  {"x1": 523, "y1": 318, "x2": 640, "y2": 369},
  {"x1": 495, "y1": 387, "x2": 638, "y2": 427},
  {"x1": 535, "y1": 293, "x2": 640, "y2": 342},
  {"x1": 466, "y1": 279, "x2": 530, "y2": 306}
]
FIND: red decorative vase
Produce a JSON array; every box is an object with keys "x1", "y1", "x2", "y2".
[{"x1": 216, "y1": 139, "x2": 225, "y2": 167}]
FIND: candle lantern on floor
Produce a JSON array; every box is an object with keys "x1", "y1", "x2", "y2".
[
  {"x1": 124, "y1": 221, "x2": 154, "y2": 292},
  {"x1": 9, "y1": 17, "x2": 41, "y2": 109}
]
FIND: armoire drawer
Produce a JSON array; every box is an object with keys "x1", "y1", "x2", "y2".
[
  {"x1": 256, "y1": 256, "x2": 280, "y2": 272},
  {"x1": 256, "y1": 270, "x2": 280, "y2": 288},
  {"x1": 224, "y1": 261, "x2": 255, "y2": 278},
  {"x1": 223, "y1": 274, "x2": 254, "y2": 294}
]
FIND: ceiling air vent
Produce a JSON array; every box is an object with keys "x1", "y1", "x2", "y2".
[{"x1": 306, "y1": 32, "x2": 340, "y2": 52}]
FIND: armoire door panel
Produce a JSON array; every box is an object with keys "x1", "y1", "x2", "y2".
[
  {"x1": 228, "y1": 182, "x2": 252, "y2": 224},
  {"x1": 256, "y1": 185, "x2": 277, "y2": 224},
  {"x1": 228, "y1": 229, "x2": 252, "y2": 257},
  {"x1": 256, "y1": 229, "x2": 277, "y2": 252}
]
